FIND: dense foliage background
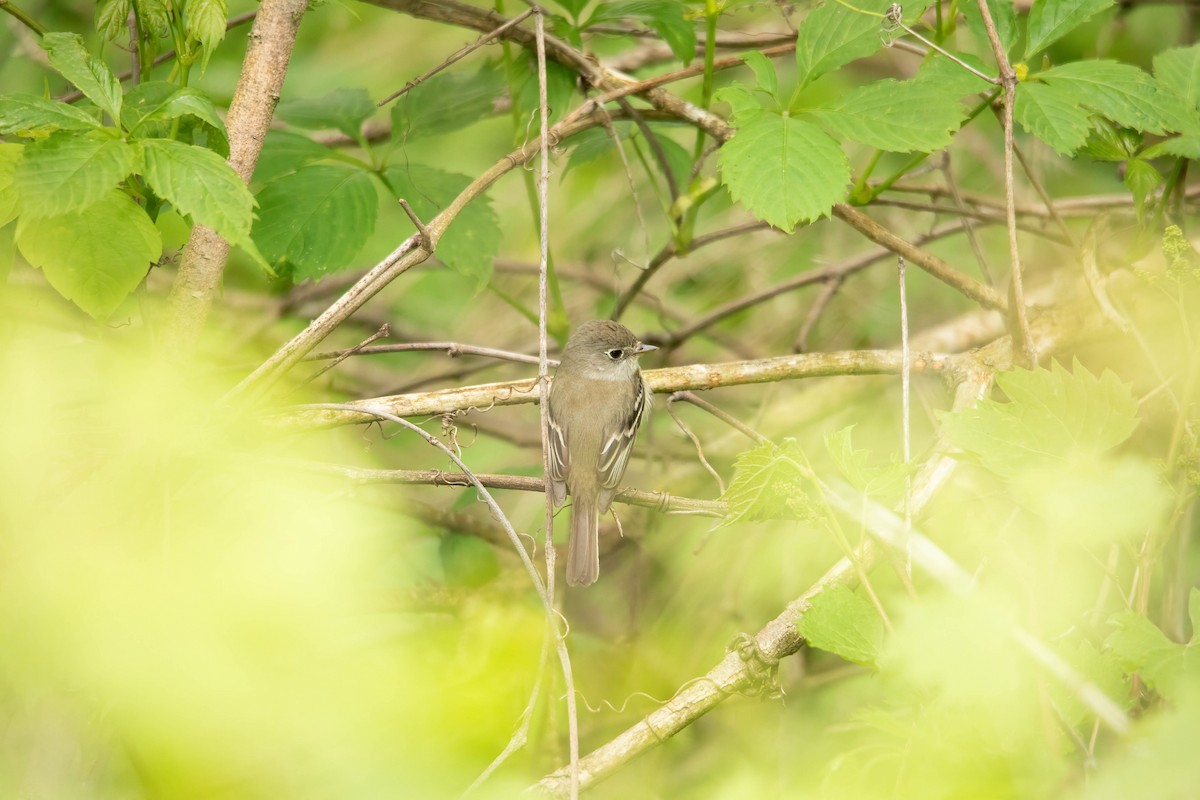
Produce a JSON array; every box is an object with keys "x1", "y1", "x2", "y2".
[{"x1": 1, "y1": 0, "x2": 1198, "y2": 797}]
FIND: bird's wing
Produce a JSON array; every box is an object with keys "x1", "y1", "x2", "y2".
[{"x1": 597, "y1": 374, "x2": 649, "y2": 496}]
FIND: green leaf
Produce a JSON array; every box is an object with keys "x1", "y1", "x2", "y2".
[
  {"x1": 550, "y1": 0, "x2": 589, "y2": 18},
  {"x1": 912, "y1": 51, "x2": 995, "y2": 98},
  {"x1": 1039, "y1": 60, "x2": 1196, "y2": 135},
  {"x1": 808, "y1": 77, "x2": 966, "y2": 152},
  {"x1": 139, "y1": 138, "x2": 257, "y2": 255},
  {"x1": 824, "y1": 426, "x2": 910, "y2": 502},
  {"x1": 1125, "y1": 158, "x2": 1163, "y2": 220},
  {"x1": 590, "y1": 0, "x2": 696, "y2": 63},
  {"x1": 1025, "y1": 0, "x2": 1114, "y2": 59},
  {"x1": 719, "y1": 439, "x2": 818, "y2": 526},
  {"x1": 41, "y1": 32, "x2": 123, "y2": 123},
  {"x1": 719, "y1": 112, "x2": 849, "y2": 231},
  {"x1": 384, "y1": 164, "x2": 501, "y2": 290},
  {"x1": 13, "y1": 131, "x2": 136, "y2": 218},
  {"x1": 391, "y1": 65, "x2": 504, "y2": 142},
  {"x1": 15, "y1": 189, "x2": 160, "y2": 319},
  {"x1": 1014, "y1": 81, "x2": 1092, "y2": 156},
  {"x1": 133, "y1": 0, "x2": 171, "y2": 37},
  {"x1": 1079, "y1": 118, "x2": 1141, "y2": 162},
  {"x1": 0, "y1": 94, "x2": 102, "y2": 135},
  {"x1": 940, "y1": 359, "x2": 1139, "y2": 479},
  {"x1": 1153, "y1": 43, "x2": 1200, "y2": 111},
  {"x1": 255, "y1": 130, "x2": 334, "y2": 184},
  {"x1": 713, "y1": 84, "x2": 772, "y2": 126},
  {"x1": 1105, "y1": 610, "x2": 1199, "y2": 701},
  {"x1": 1142, "y1": 134, "x2": 1200, "y2": 160},
  {"x1": 509, "y1": 53, "x2": 576, "y2": 125},
  {"x1": 96, "y1": 0, "x2": 132, "y2": 40},
  {"x1": 961, "y1": 0, "x2": 1019, "y2": 58},
  {"x1": 185, "y1": 0, "x2": 228, "y2": 69},
  {"x1": 794, "y1": 0, "x2": 906, "y2": 87},
  {"x1": 122, "y1": 82, "x2": 226, "y2": 136},
  {"x1": 251, "y1": 165, "x2": 377, "y2": 279},
  {"x1": 1050, "y1": 638, "x2": 1131, "y2": 727},
  {"x1": 797, "y1": 585, "x2": 885, "y2": 667},
  {"x1": 279, "y1": 88, "x2": 375, "y2": 140},
  {"x1": 741, "y1": 50, "x2": 779, "y2": 98},
  {"x1": 0, "y1": 144, "x2": 22, "y2": 228}
]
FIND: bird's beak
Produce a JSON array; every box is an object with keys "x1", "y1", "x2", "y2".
[{"x1": 635, "y1": 342, "x2": 658, "y2": 354}]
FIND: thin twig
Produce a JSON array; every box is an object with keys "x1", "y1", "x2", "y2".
[
  {"x1": 300, "y1": 323, "x2": 390, "y2": 386},
  {"x1": 377, "y1": 7, "x2": 535, "y2": 106},
  {"x1": 665, "y1": 394, "x2": 726, "y2": 494},
  {"x1": 940, "y1": 153, "x2": 995, "y2": 285},
  {"x1": 668, "y1": 391, "x2": 766, "y2": 443},
  {"x1": 972, "y1": 0, "x2": 1035, "y2": 364},
  {"x1": 614, "y1": 96, "x2": 679, "y2": 201},
  {"x1": 305, "y1": 341, "x2": 551, "y2": 365},
  {"x1": 793, "y1": 275, "x2": 845, "y2": 353}
]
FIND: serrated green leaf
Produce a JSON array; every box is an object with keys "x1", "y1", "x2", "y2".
[
  {"x1": 1154, "y1": 43, "x2": 1200, "y2": 111},
  {"x1": 1039, "y1": 60, "x2": 1196, "y2": 135},
  {"x1": 1025, "y1": 0, "x2": 1114, "y2": 59},
  {"x1": 1050, "y1": 638, "x2": 1131, "y2": 727},
  {"x1": 719, "y1": 439, "x2": 818, "y2": 526},
  {"x1": 912, "y1": 51, "x2": 995, "y2": 97},
  {"x1": 1079, "y1": 117, "x2": 1141, "y2": 162},
  {"x1": 940, "y1": 359, "x2": 1139, "y2": 479},
  {"x1": 41, "y1": 33, "x2": 123, "y2": 123},
  {"x1": 255, "y1": 130, "x2": 334, "y2": 184},
  {"x1": 741, "y1": 50, "x2": 779, "y2": 98},
  {"x1": 795, "y1": 0, "x2": 905, "y2": 86},
  {"x1": 0, "y1": 94, "x2": 102, "y2": 135},
  {"x1": 96, "y1": 0, "x2": 132, "y2": 40},
  {"x1": 719, "y1": 112, "x2": 848, "y2": 231},
  {"x1": 1142, "y1": 134, "x2": 1200, "y2": 160},
  {"x1": 1125, "y1": 158, "x2": 1162, "y2": 220},
  {"x1": 133, "y1": 0, "x2": 171, "y2": 37},
  {"x1": 0, "y1": 144, "x2": 21, "y2": 228},
  {"x1": 140, "y1": 138, "x2": 256, "y2": 253},
  {"x1": 384, "y1": 164, "x2": 500, "y2": 290},
  {"x1": 122, "y1": 83, "x2": 226, "y2": 137},
  {"x1": 1014, "y1": 81, "x2": 1091, "y2": 155},
  {"x1": 186, "y1": 0, "x2": 227, "y2": 69},
  {"x1": 590, "y1": 0, "x2": 696, "y2": 63},
  {"x1": 13, "y1": 132, "x2": 135, "y2": 218},
  {"x1": 251, "y1": 165, "x2": 377, "y2": 279},
  {"x1": 713, "y1": 84, "x2": 772, "y2": 125},
  {"x1": 961, "y1": 0, "x2": 1019, "y2": 57},
  {"x1": 809, "y1": 77, "x2": 965, "y2": 152},
  {"x1": 391, "y1": 65, "x2": 503, "y2": 142},
  {"x1": 15, "y1": 189, "x2": 160, "y2": 319},
  {"x1": 797, "y1": 585, "x2": 885, "y2": 667},
  {"x1": 279, "y1": 88, "x2": 375, "y2": 140},
  {"x1": 1105, "y1": 611, "x2": 1199, "y2": 701}
]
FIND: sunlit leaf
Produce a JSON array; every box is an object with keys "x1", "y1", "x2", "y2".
[
  {"x1": 797, "y1": 585, "x2": 885, "y2": 667},
  {"x1": 41, "y1": 32, "x2": 123, "y2": 122}
]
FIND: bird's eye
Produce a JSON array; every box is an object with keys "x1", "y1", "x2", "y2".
[{"x1": 606, "y1": 348, "x2": 624, "y2": 360}]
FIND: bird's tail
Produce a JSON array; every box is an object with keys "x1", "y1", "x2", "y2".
[{"x1": 566, "y1": 496, "x2": 600, "y2": 586}]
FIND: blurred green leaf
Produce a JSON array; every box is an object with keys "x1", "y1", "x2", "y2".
[
  {"x1": 385, "y1": 164, "x2": 500, "y2": 290},
  {"x1": 1050, "y1": 637, "x2": 1130, "y2": 728},
  {"x1": 391, "y1": 64, "x2": 504, "y2": 142},
  {"x1": 252, "y1": 165, "x2": 378, "y2": 279},
  {"x1": 1105, "y1": 598, "x2": 1200, "y2": 701},
  {"x1": 15, "y1": 189, "x2": 160, "y2": 319},
  {"x1": 1025, "y1": 0, "x2": 1113, "y2": 59},
  {"x1": 589, "y1": 0, "x2": 696, "y2": 63},
  {"x1": 0, "y1": 144, "x2": 19, "y2": 228},
  {"x1": 961, "y1": 0, "x2": 1019, "y2": 57},
  {"x1": 719, "y1": 112, "x2": 848, "y2": 231},
  {"x1": 941, "y1": 360, "x2": 1139, "y2": 479},
  {"x1": 96, "y1": 0, "x2": 132, "y2": 40},
  {"x1": 254, "y1": 130, "x2": 334, "y2": 184},
  {"x1": 825, "y1": 426, "x2": 910, "y2": 502},
  {"x1": 1124, "y1": 158, "x2": 1163, "y2": 220},
  {"x1": 279, "y1": 87, "x2": 376, "y2": 139},
  {"x1": 1152, "y1": 43, "x2": 1200, "y2": 111},
  {"x1": 797, "y1": 585, "x2": 885, "y2": 667},
  {"x1": 509, "y1": 53, "x2": 576, "y2": 124},
  {"x1": 12, "y1": 131, "x2": 134, "y2": 218},
  {"x1": 42, "y1": 33, "x2": 123, "y2": 123},
  {"x1": 439, "y1": 533, "x2": 501, "y2": 588},
  {"x1": 0, "y1": 94, "x2": 102, "y2": 135},
  {"x1": 720, "y1": 439, "x2": 818, "y2": 526},
  {"x1": 912, "y1": 51, "x2": 995, "y2": 98}
]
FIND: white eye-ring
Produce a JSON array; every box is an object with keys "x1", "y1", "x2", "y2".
[{"x1": 606, "y1": 348, "x2": 624, "y2": 360}]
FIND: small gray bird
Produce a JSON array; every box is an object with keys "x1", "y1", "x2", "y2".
[{"x1": 547, "y1": 320, "x2": 656, "y2": 586}]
